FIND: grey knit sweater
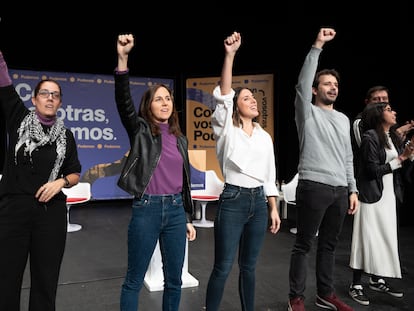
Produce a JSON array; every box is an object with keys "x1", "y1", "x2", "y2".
[{"x1": 294, "y1": 46, "x2": 357, "y2": 193}]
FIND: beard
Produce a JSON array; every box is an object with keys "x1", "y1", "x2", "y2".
[{"x1": 320, "y1": 97, "x2": 335, "y2": 106}]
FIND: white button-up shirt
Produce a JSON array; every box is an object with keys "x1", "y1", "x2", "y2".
[{"x1": 211, "y1": 86, "x2": 279, "y2": 197}]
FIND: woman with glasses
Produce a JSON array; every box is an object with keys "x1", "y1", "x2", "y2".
[
  {"x1": 0, "y1": 50, "x2": 81, "y2": 311},
  {"x1": 349, "y1": 102, "x2": 414, "y2": 306}
]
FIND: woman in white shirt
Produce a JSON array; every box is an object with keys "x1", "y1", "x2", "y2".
[{"x1": 205, "y1": 31, "x2": 281, "y2": 311}]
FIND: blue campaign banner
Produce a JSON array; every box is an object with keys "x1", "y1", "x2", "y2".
[{"x1": 10, "y1": 69, "x2": 174, "y2": 200}]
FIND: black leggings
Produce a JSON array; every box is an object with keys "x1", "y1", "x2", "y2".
[{"x1": 352, "y1": 269, "x2": 381, "y2": 284}]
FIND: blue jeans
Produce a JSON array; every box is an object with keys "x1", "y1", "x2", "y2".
[
  {"x1": 288, "y1": 180, "x2": 349, "y2": 299},
  {"x1": 120, "y1": 193, "x2": 187, "y2": 311},
  {"x1": 206, "y1": 183, "x2": 268, "y2": 311}
]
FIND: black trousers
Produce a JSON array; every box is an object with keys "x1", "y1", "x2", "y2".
[
  {"x1": 0, "y1": 195, "x2": 67, "y2": 311},
  {"x1": 289, "y1": 180, "x2": 349, "y2": 298}
]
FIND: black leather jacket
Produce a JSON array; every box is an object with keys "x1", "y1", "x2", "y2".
[
  {"x1": 357, "y1": 129, "x2": 407, "y2": 204},
  {"x1": 114, "y1": 72, "x2": 194, "y2": 222}
]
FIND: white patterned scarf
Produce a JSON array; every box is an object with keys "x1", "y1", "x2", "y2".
[{"x1": 15, "y1": 111, "x2": 67, "y2": 182}]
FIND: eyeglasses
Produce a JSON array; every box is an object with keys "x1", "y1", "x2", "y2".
[{"x1": 38, "y1": 89, "x2": 62, "y2": 100}]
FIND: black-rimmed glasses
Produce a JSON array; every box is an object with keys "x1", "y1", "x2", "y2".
[{"x1": 38, "y1": 89, "x2": 62, "y2": 100}]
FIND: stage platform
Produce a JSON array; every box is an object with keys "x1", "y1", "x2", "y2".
[{"x1": 20, "y1": 199, "x2": 414, "y2": 311}]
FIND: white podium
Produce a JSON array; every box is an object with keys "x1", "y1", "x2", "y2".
[{"x1": 144, "y1": 239, "x2": 199, "y2": 291}]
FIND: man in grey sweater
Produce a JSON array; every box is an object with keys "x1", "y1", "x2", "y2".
[{"x1": 287, "y1": 28, "x2": 359, "y2": 311}]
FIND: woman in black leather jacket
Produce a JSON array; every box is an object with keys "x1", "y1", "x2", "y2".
[
  {"x1": 114, "y1": 34, "x2": 196, "y2": 311},
  {"x1": 348, "y1": 102, "x2": 414, "y2": 306}
]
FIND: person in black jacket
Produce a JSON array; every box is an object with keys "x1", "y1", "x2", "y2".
[
  {"x1": 114, "y1": 34, "x2": 196, "y2": 311},
  {"x1": 348, "y1": 102, "x2": 414, "y2": 306},
  {"x1": 0, "y1": 51, "x2": 81, "y2": 311},
  {"x1": 350, "y1": 85, "x2": 414, "y2": 174}
]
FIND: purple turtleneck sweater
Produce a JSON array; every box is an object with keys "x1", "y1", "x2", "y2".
[
  {"x1": 0, "y1": 52, "x2": 13, "y2": 87},
  {"x1": 145, "y1": 123, "x2": 183, "y2": 195}
]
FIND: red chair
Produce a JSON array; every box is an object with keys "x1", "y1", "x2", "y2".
[
  {"x1": 191, "y1": 170, "x2": 224, "y2": 228},
  {"x1": 62, "y1": 182, "x2": 91, "y2": 232}
]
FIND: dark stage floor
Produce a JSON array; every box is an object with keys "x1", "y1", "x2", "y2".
[{"x1": 21, "y1": 200, "x2": 414, "y2": 311}]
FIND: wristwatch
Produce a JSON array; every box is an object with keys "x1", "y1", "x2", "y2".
[{"x1": 63, "y1": 176, "x2": 70, "y2": 188}]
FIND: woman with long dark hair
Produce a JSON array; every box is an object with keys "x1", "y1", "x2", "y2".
[
  {"x1": 349, "y1": 102, "x2": 414, "y2": 306},
  {"x1": 114, "y1": 34, "x2": 196, "y2": 311}
]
